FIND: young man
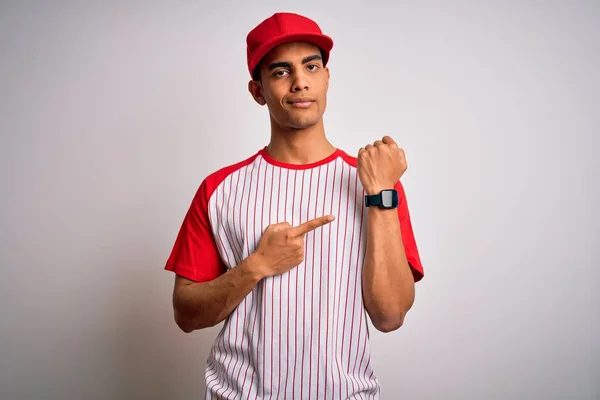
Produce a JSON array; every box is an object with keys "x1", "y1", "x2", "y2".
[{"x1": 165, "y1": 12, "x2": 424, "y2": 399}]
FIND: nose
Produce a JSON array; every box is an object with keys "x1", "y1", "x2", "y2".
[{"x1": 291, "y1": 69, "x2": 309, "y2": 92}]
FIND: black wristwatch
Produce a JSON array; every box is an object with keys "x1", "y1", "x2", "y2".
[{"x1": 364, "y1": 189, "x2": 398, "y2": 209}]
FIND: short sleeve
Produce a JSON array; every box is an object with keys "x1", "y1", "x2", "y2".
[
  {"x1": 395, "y1": 181, "x2": 424, "y2": 282},
  {"x1": 164, "y1": 179, "x2": 227, "y2": 282}
]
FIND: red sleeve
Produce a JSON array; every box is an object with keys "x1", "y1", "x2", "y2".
[
  {"x1": 164, "y1": 179, "x2": 227, "y2": 282},
  {"x1": 395, "y1": 180, "x2": 424, "y2": 282}
]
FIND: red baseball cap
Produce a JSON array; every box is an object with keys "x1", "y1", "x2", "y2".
[{"x1": 246, "y1": 12, "x2": 334, "y2": 79}]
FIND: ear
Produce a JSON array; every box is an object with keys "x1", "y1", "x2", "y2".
[
  {"x1": 248, "y1": 80, "x2": 266, "y2": 106},
  {"x1": 325, "y1": 66, "x2": 330, "y2": 89}
]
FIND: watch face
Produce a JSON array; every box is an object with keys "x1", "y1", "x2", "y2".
[{"x1": 381, "y1": 190, "x2": 394, "y2": 208}]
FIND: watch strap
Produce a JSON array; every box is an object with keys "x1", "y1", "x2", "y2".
[{"x1": 364, "y1": 193, "x2": 383, "y2": 207}]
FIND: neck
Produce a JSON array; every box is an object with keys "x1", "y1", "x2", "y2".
[{"x1": 266, "y1": 118, "x2": 336, "y2": 164}]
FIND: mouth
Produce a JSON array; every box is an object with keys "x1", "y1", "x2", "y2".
[{"x1": 287, "y1": 97, "x2": 315, "y2": 109}]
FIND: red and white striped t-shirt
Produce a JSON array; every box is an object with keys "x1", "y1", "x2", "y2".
[{"x1": 165, "y1": 147, "x2": 424, "y2": 399}]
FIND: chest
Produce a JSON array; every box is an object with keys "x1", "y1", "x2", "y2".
[{"x1": 209, "y1": 158, "x2": 367, "y2": 267}]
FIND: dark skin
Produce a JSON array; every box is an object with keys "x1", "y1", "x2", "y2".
[
  {"x1": 172, "y1": 41, "x2": 414, "y2": 333},
  {"x1": 172, "y1": 43, "x2": 336, "y2": 333},
  {"x1": 248, "y1": 42, "x2": 336, "y2": 165},
  {"x1": 249, "y1": 43, "x2": 415, "y2": 330}
]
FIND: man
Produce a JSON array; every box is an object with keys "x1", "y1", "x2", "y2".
[{"x1": 165, "y1": 12, "x2": 424, "y2": 399}]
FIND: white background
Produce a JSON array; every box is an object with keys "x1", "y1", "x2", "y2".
[{"x1": 1, "y1": 1, "x2": 598, "y2": 399}]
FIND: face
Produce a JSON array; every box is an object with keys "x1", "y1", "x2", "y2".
[{"x1": 249, "y1": 42, "x2": 330, "y2": 131}]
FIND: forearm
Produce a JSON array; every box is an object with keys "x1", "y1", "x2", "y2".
[
  {"x1": 173, "y1": 253, "x2": 266, "y2": 333},
  {"x1": 362, "y1": 207, "x2": 415, "y2": 332}
]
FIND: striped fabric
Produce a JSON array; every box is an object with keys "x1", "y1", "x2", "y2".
[{"x1": 165, "y1": 148, "x2": 423, "y2": 399}]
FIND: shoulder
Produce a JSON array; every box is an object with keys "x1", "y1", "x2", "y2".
[
  {"x1": 196, "y1": 151, "x2": 261, "y2": 202},
  {"x1": 336, "y1": 148, "x2": 358, "y2": 168}
]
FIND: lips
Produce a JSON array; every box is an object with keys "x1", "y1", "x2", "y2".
[
  {"x1": 288, "y1": 97, "x2": 315, "y2": 104},
  {"x1": 287, "y1": 97, "x2": 315, "y2": 108}
]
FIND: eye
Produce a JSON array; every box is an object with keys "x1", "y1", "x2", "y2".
[
  {"x1": 274, "y1": 69, "x2": 289, "y2": 77},
  {"x1": 307, "y1": 64, "x2": 320, "y2": 71}
]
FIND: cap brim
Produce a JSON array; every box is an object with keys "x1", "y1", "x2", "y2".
[{"x1": 248, "y1": 33, "x2": 334, "y2": 78}]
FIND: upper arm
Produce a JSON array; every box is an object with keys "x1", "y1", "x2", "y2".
[{"x1": 164, "y1": 180, "x2": 228, "y2": 283}]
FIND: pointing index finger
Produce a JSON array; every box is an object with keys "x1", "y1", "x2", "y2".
[{"x1": 290, "y1": 215, "x2": 335, "y2": 237}]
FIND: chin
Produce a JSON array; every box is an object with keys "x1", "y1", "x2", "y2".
[
  {"x1": 270, "y1": 109, "x2": 323, "y2": 131},
  {"x1": 288, "y1": 113, "x2": 322, "y2": 129},
  {"x1": 288, "y1": 119, "x2": 320, "y2": 130}
]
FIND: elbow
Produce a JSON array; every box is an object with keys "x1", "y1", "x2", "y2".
[
  {"x1": 173, "y1": 298, "x2": 194, "y2": 333},
  {"x1": 176, "y1": 321, "x2": 195, "y2": 334},
  {"x1": 366, "y1": 298, "x2": 413, "y2": 333},
  {"x1": 174, "y1": 311, "x2": 196, "y2": 333},
  {"x1": 372, "y1": 313, "x2": 405, "y2": 333},
  {"x1": 370, "y1": 303, "x2": 411, "y2": 332},
  {"x1": 174, "y1": 306, "x2": 217, "y2": 333},
  {"x1": 174, "y1": 307, "x2": 206, "y2": 333}
]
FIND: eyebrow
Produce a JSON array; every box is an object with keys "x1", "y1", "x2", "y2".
[{"x1": 267, "y1": 54, "x2": 323, "y2": 71}]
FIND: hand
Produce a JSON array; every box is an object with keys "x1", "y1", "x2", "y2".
[
  {"x1": 252, "y1": 215, "x2": 335, "y2": 278},
  {"x1": 357, "y1": 136, "x2": 407, "y2": 194}
]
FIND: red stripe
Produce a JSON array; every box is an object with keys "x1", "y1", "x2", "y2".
[
  {"x1": 292, "y1": 169, "x2": 305, "y2": 399},
  {"x1": 244, "y1": 281, "x2": 262, "y2": 392},
  {"x1": 331, "y1": 161, "x2": 345, "y2": 399},
  {"x1": 258, "y1": 164, "x2": 275, "y2": 399},
  {"x1": 224, "y1": 173, "x2": 242, "y2": 262},
  {"x1": 271, "y1": 167, "x2": 282, "y2": 397},
  {"x1": 229, "y1": 170, "x2": 245, "y2": 261},
  {"x1": 208, "y1": 329, "x2": 227, "y2": 394},
  {"x1": 208, "y1": 189, "x2": 234, "y2": 397},
  {"x1": 316, "y1": 162, "x2": 330, "y2": 398},
  {"x1": 338, "y1": 163, "x2": 352, "y2": 400},
  {"x1": 216, "y1": 171, "x2": 239, "y2": 278},
  {"x1": 286, "y1": 169, "x2": 297, "y2": 399},
  {"x1": 272, "y1": 168, "x2": 285, "y2": 398},
  {"x1": 212, "y1": 184, "x2": 232, "y2": 266},
  {"x1": 265, "y1": 166, "x2": 274, "y2": 396},
  {"x1": 347, "y1": 171, "x2": 362, "y2": 396},
  {"x1": 356, "y1": 319, "x2": 369, "y2": 391},
  {"x1": 324, "y1": 159, "x2": 337, "y2": 400},
  {"x1": 245, "y1": 288, "x2": 260, "y2": 400},
  {"x1": 281, "y1": 168, "x2": 290, "y2": 399},
  {"x1": 308, "y1": 166, "x2": 321, "y2": 396},
  {"x1": 300, "y1": 168, "x2": 313, "y2": 400}
]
